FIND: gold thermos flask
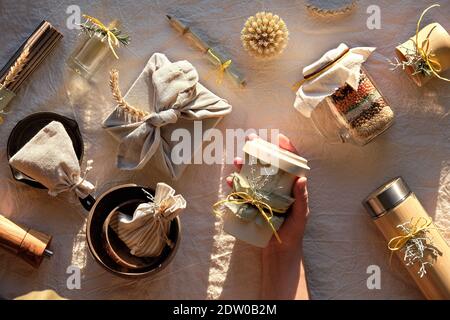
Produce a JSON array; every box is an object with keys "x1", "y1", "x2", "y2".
[
  {"x1": 0, "y1": 214, "x2": 53, "y2": 267},
  {"x1": 363, "y1": 177, "x2": 450, "y2": 299}
]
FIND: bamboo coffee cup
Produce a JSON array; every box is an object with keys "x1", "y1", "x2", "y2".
[
  {"x1": 222, "y1": 138, "x2": 310, "y2": 248},
  {"x1": 363, "y1": 177, "x2": 450, "y2": 299},
  {"x1": 395, "y1": 22, "x2": 450, "y2": 86},
  {"x1": 0, "y1": 214, "x2": 53, "y2": 267}
]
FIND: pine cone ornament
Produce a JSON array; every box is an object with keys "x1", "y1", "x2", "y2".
[{"x1": 241, "y1": 12, "x2": 289, "y2": 59}]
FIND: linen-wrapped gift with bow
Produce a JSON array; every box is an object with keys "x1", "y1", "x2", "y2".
[
  {"x1": 102, "y1": 52, "x2": 232, "y2": 180},
  {"x1": 9, "y1": 121, "x2": 94, "y2": 198},
  {"x1": 109, "y1": 182, "x2": 186, "y2": 257},
  {"x1": 214, "y1": 138, "x2": 310, "y2": 248}
]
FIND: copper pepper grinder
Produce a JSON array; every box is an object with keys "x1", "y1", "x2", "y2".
[{"x1": 0, "y1": 214, "x2": 53, "y2": 267}]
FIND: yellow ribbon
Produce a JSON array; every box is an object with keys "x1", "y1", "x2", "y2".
[
  {"x1": 291, "y1": 48, "x2": 350, "y2": 91},
  {"x1": 387, "y1": 217, "x2": 433, "y2": 252},
  {"x1": 83, "y1": 14, "x2": 120, "y2": 59},
  {"x1": 213, "y1": 191, "x2": 285, "y2": 243},
  {"x1": 207, "y1": 49, "x2": 232, "y2": 85},
  {"x1": 413, "y1": 4, "x2": 450, "y2": 82}
]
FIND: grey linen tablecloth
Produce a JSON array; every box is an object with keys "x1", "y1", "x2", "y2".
[{"x1": 0, "y1": 0, "x2": 449, "y2": 299}]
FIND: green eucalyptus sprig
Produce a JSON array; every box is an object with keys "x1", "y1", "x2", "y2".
[
  {"x1": 80, "y1": 20, "x2": 130, "y2": 47},
  {"x1": 79, "y1": 14, "x2": 130, "y2": 59}
]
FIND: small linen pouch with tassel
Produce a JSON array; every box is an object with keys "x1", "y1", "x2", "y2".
[
  {"x1": 109, "y1": 183, "x2": 186, "y2": 257},
  {"x1": 9, "y1": 121, "x2": 94, "y2": 198}
]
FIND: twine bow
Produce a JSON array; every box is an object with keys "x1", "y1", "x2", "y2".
[
  {"x1": 387, "y1": 217, "x2": 432, "y2": 252},
  {"x1": 83, "y1": 14, "x2": 120, "y2": 59},
  {"x1": 61, "y1": 160, "x2": 94, "y2": 195},
  {"x1": 413, "y1": 4, "x2": 450, "y2": 82},
  {"x1": 213, "y1": 191, "x2": 285, "y2": 243},
  {"x1": 142, "y1": 189, "x2": 173, "y2": 248},
  {"x1": 153, "y1": 203, "x2": 174, "y2": 248},
  {"x1": 207, "y1": 49, "x2": 232, "y2": 85}
]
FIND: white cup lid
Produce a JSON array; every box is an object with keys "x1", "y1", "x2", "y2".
[{"x1": 243, "y1": 138, "x2": 310, "y2": 177}]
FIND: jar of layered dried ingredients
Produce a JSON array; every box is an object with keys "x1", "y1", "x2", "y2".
[{"x1": 294, "y1": 43, "x2": 394, "y2": 146}]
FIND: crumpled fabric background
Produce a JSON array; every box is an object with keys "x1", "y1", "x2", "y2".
[{"x1": 0, "y1": 0, "x2": 449, "y2": 300}]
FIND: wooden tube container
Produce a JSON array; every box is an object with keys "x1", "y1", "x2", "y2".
[
  {"x1": 395, "y1": 23, "x2": 450, "y2": 87},
  {"x1": 0, "y1": 214, "x2": 52, "y2": 267},
  {"x1": 363, "y1": 177, "x2": 450, "y2": 299}
]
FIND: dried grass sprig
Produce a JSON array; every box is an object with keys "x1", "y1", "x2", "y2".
[
  {"x1": 396, "y1": 220, "x2": 439, "y2": 278},
  {"x1": 109, "y1": 69, "x2": 148, "y2": 120},
  {"x1": 2, "y1": 47, "x2": 30, "y2": 88},
  {"x1": 388, "y1": 44, "x2": 433, "y2": 77}
]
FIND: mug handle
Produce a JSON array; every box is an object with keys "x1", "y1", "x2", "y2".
[{"x1": 79, "y1": 194, "x2": 96, "y2": 211}]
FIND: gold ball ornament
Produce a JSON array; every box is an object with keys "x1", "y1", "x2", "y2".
[{"x1": 241, "y1": 12, "x2": 289, "y2": 59}]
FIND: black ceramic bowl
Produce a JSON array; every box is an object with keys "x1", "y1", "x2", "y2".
[
  {"x1": 102, "y1": 199, "x2": 157, "y2": 270},
  {"x1": 86, "y1": 184, "x2": 181, "y2": 278},
  {"x1": 7, "y1": 112, "x2": 84, "y2": 189}
]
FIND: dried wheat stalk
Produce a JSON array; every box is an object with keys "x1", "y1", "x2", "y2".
[
  {"x1": 2, "y1": 47, "x2": 30, "y2": 88},
  {"x1": 109, "y1": 69, "x2": 148, "y2": 119}
]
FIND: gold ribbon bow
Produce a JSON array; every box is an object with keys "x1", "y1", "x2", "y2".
[
  {"x1": 207, "y1": 49, "x2": 232, "y2": 85},
  {"x1": 213, "y1": 191, "x2": 285, "y2": 243},
  {"x1": 388, "y1": 217, "x2": 432, "y2": 252},
  {"x1": 83, "y1": 14, "x2": 120, "y2": 59},
  {"x1": 413, "y1": 4, "x2": 450, "y2": 82}
]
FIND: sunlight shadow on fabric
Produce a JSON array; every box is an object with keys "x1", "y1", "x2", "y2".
[
  {"x1": 206, "y1": 160, "x2": 236, "y2": 299},
  {"x1": 435, "y1": 161, "x2": 450, "y2": 241},
  {"x1": 70, "y1": 219, "x2": 88, "y2": 270}
]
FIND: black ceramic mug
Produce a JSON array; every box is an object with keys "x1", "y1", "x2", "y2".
[
  {"x1": 7, "y1": 112, "x2": 181, "y2": 277},
  {"x1": 86, "y1": 184, "x2": 181, "y2": 278}
]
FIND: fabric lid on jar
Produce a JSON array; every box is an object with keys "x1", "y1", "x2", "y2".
[
  {"x1": 243, "y1": 138, "x2": 310, "y2": 177},
  {"x1": 293, "y1": 43, "x2": 375, "y2": 117}
]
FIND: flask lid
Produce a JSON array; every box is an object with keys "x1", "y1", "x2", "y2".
[{"x1": 362, "y1": 176, "x2": 412, "y2": 219}]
